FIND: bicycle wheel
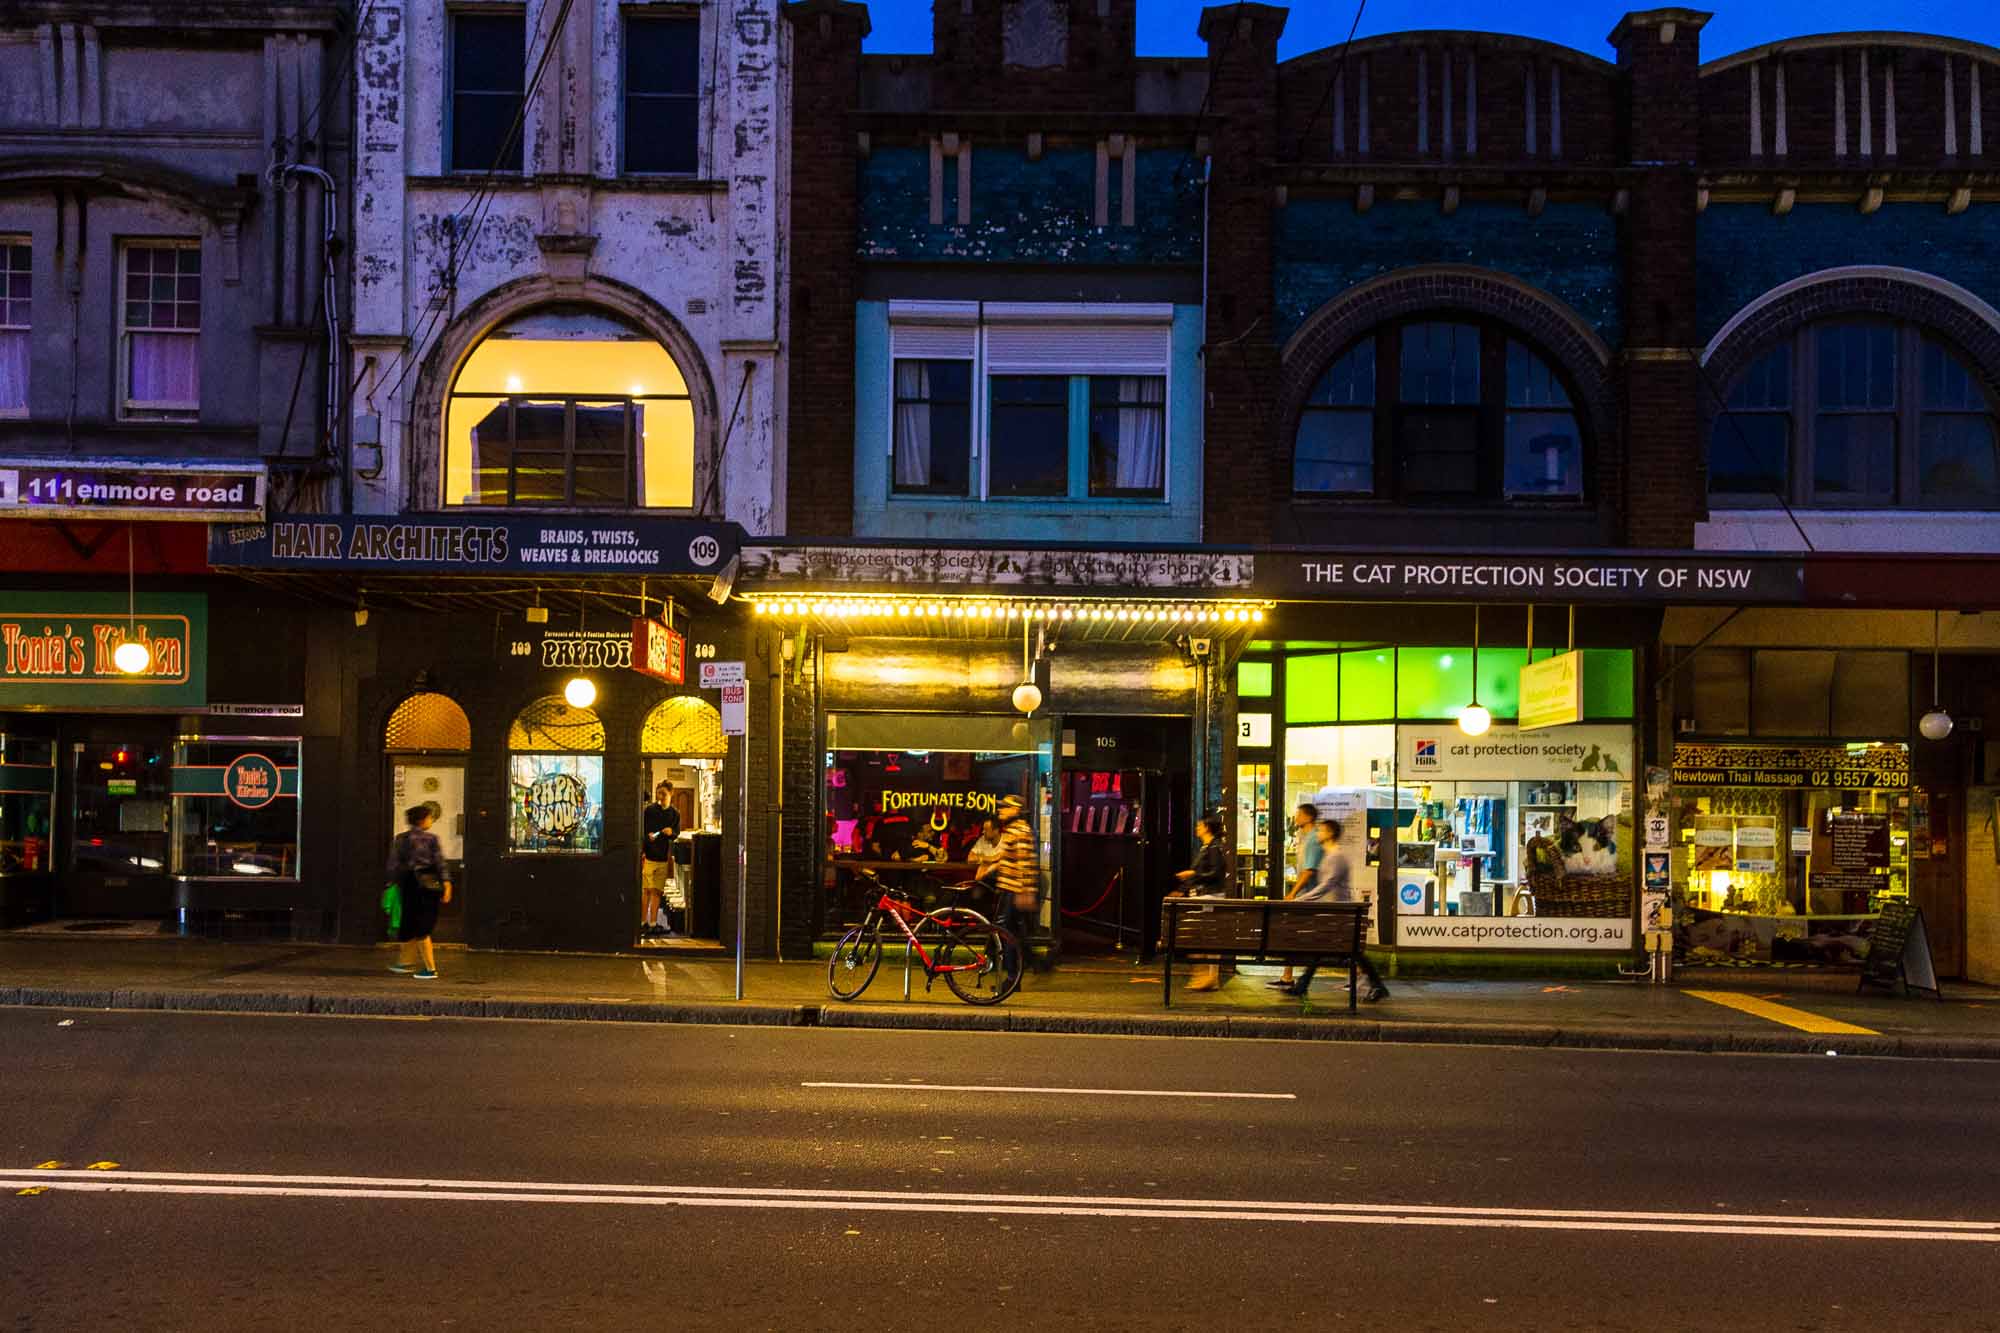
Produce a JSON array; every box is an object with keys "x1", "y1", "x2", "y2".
[
  {"x1": 941, "y1": 921, "x2": 1019, "y2": 1005},
  {"x1": 827, "y1": 922, "x2": 883, "y2": 1001}
]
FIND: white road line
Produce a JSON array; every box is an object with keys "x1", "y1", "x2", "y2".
[
  {"x1": 5, "y1": 1176, "x2": 1997, "y2": 1242},
  {"x1": 5, "y1": 1169, "x2": 1997, "y2": 1242},
  {"x1": 800, "y1": 1081, "x2": 1297, "y2": 1100}
]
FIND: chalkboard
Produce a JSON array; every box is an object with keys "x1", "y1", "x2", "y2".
[{"x1": 1858, "y1": 900, "x2": 1943, "y2": 1000}]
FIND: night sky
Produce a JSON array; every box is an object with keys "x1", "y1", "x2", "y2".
[{"x1": 860, "y1": 0, "x2": 2000, "y2": 62}]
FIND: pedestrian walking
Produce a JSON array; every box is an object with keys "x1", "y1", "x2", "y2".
[
  {"x1": 1173, "y1": 814, "x2": 1230, "y2": 992},
  {"x1": 993, "y1": 794, "x2": 1041, "y2": 979},
  {"x1": 387, "y1": 804, "x2": 451, "y2": 980},
  {"x1": 1274, "y1": 802, "x2": 1322, "y2": 989},
  {"x1": 1281, "y1": 818, "x2": 1388, "y2": 1002}
]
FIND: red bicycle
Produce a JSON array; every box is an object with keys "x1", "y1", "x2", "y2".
[{"x1": 827, "y1": 873, "x2": 1020, "y2": 1006}]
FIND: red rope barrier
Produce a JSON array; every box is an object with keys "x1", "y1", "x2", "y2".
[{"x1": 1060, "y1": 868, "x2": 1124, "y2": 919}]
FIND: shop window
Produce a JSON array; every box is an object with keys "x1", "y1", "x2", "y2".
[
  {"x1": 1292, "y1": 321, "x2": 1585, "y2": 503},
  {"x1": 0, "y1": 734, "x2": 55, "y2": 874},
  {"x1": 443, "y1": 305, "x2": 695, "y2": 509},
  {"x1": 1711, "y1": 320, "x2": 2000, "y2": 508},
  {"x1": 120, "y1": 241, "x2": 200, "y2": 421},
  {"x1": 450, "y1": 11, "x2": 525, "y2": 173},
  {"x1": 1237, "y1": 660, "x2": 1273, "y2": 698},
  {"x1": 385, "y1": 692, "x2": 471, "y2": 751},
  {"x1": 0, "y1": 238, "x2": 28, "y2": 415},
  {"x1": 171, "y1": 739, "x2": 301, "y2": 879},
  {"x1": 884, "y1": 302, "x2": 1174, "y2": 504},
  {"x1": 820, "y1": 713, "x2": 1053, "y2": 934},
  {"x1": 507, "y1": 696, "x2": 604, "y2": 854},
  {"x1": 623, "y1": 13, "x2": 700, "y2": 174}
]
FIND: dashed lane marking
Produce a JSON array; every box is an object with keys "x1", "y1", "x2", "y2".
[
  {"x1": 1684, "y1": 989, "x2": 1878, "y2": 1036},
  {"x1": 801, "y1": 1081, "x2": 1296, "y2": 1100}
]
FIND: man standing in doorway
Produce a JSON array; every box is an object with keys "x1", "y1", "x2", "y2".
[
  {"x1": 994, "y1": 794, "x2": 1042, "y2": 980},
  {"x1": 641, "y1": 781, "x2": 682, "y2": 938}
]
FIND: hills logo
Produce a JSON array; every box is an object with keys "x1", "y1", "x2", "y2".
[{"x1": 1412, "y1": 738, "x2": 1439, "y2": 768}]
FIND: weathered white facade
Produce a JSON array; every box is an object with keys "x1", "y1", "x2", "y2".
[{"x1": 348, "y1": 0, "x2": 786, "y2": 532}]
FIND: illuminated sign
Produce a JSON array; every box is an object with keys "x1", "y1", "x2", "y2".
[{"x1": 0, "y1": 593, "x2": 206, "y2": 708}]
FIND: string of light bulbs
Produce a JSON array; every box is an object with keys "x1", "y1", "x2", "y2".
[{"x1": 748, "y1": 598, "x2": 1267, "y2": 626}]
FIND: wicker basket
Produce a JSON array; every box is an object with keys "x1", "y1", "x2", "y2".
[{"x1": 1536, "y1": 873, "x2": 1634, "y2": 919}]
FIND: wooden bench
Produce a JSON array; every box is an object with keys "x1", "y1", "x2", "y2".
[{"x1": 1161, "y1": 898, "x2": 1371, "y2": 1011}]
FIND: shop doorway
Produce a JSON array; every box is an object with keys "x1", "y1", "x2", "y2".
[
  {"x1": 61, "y1": 719, "x2": 176, "y2": 921},
  {"x1": 1056, "y1": 716, "x2": 1190, "y2": 960},
  {"x1": 384, "y1": 693, "x2": 471, "y2": 944},
  {"x1": 637, "y1": 697, "x2": 728, "y2": 948}
]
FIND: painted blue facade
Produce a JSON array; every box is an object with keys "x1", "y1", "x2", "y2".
[
  {"x1": 1274, "y1": 199, "x2": 1624, "y2": 347},
  {"x1": 1696, "y1": 203, "x2": 2000, "y2": 342},
  {"x1": 858, "y1": 146, "x2": 1201, "y2": 265},
  {"x1": 851, "y1": 302, "x2": 1205, "y2": 541}
]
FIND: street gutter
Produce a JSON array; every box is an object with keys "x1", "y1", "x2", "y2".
[{"x1": 4, "y1": 984, "x2": 1996, "y2": 1061}]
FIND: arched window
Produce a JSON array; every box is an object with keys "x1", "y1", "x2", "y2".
[
  {"x1": 640, "y1": 696, "x2": 727, "y2": 758},
  {"x1": 1293, "y1": 321, "x2": 1584, "y2": 501},
  {"x1": 443, "y1": 305, "x2": 695, "y2": 509},
  {"x1": 384, "y1": 692, "x2": 471, "y2": 751},
  {"x1": 1711, "y1": 321, "x2": 2000, "y2": 507},
  {"x1": 506, "y1": 696, "x2": 605, "y2": 854}
]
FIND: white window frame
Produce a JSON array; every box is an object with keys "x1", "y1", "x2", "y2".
[
  {"x1": 885, "y1": 301, "x2": 1174, "y2": 503},
  {"x1": 118, "y1": 239, "x2": 202, "y2": 422},
  {"x1": 0, "y1": 235, "x2": 28, "y2": 418}
]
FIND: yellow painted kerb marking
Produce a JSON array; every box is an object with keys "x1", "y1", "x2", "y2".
[{"x1": 1685, "y1": 989, "x2": 1878, "y2": 1036}]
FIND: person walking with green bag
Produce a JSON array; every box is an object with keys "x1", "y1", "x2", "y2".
[{"x1": 386, "y1": 804, "x2": 451, "y2": 979}]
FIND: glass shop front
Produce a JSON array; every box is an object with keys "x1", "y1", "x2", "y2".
[{"x1": 1236, "y1": 640, "x2": 1640, "y2": 952}]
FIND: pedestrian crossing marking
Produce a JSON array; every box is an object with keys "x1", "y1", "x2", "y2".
[{"x1": 1684, "y1": 989, "x2": 1878, "y2": 1036}]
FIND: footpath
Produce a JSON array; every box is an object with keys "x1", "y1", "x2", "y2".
[{"x1": 2, "y1": 933, "x2": 1998, "y2": 1060}]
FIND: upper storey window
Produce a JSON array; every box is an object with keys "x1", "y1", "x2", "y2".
[
  {"x1": 623, "y1": 14, "x2": 700, "y2": 174},
  {"x1": 120, "y1": 241, "x2": 201, "y2": 421},
  {"x1": 0, "y1": 238, "x2": 27, "y2": 415},
  {"x1": 888, "y1": 304, "x2": 1171, "y2": 504},
  {"x1": 1293, "y1": 321, "x2": 1584, "y2": 502},
  {"x1": 443, "y1": 307, "x2": 695, "y2": 509},
  {"x1": 450, "y1": 12, "x2": 526, "y2": 173},
  {"x1": 1710, "y1": 321, "x2": 2000, "y2": 508}
]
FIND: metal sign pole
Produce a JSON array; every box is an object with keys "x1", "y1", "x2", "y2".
[{"x1": 735, "y1": 693, "x2": 748, "y2": 1001}]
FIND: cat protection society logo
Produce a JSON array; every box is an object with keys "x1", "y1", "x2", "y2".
[{"x1": 1412, "y1": 738, "x2": 1439, "y2": 769}]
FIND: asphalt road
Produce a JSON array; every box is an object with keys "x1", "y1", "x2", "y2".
[{"x1": 4, "y1": 1009, "x2": 2000, "y2": 1331}]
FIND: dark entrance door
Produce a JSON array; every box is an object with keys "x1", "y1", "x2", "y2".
[
  {"x1": 1056, "y1": 716, "x2": 1191, "y2": 960},
  {"x1": 62, "y1": 719, "x2": 176, "y2": 919}
]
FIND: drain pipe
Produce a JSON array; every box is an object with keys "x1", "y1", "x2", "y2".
[{"x1": 272, "y1": 162, "x2": 345, "y2": 511}]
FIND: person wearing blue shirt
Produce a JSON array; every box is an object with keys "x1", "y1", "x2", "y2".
[{"x1": 1273, "y1": 803, "x2": 1322, "y2": 989}]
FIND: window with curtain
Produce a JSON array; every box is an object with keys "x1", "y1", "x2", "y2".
[
  {"x1": 0, "y1": 239, "x2": 27, "y2": 414},
  {"x1": 891, "y1": 358, "x2": 972, "y2": 495},
  {"x1": 451, "y1": 12, "x2": 526, "y2": 172},
  {"x1": 1710, "y1": 320, "x2": 1999, "y2": 508},
  {"x1": 624, "y1": 13, "x2": 700, "y2": 174},
  {"x1": 121, "y1": 242, "x2": 200, "y2": 420},
  {"x1": 443, "y1": 305, "x2": 695, "y2": 508},
  {"x1": 884, "y1": 303, "x2": 1174, "y2": 504},
  {"x1": 1087, "y1": 375, "x2": 1166, "y2": 497},
  {"x1": 1292, "y1": 320, "x2": 1584, "y2": 503}
]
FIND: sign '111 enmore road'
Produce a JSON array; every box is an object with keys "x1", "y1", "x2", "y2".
[{"x1": 0, "y1": 459, "x2": 265, "y2": 521}]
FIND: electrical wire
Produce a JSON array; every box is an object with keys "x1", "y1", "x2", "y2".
[
  {"x1": 372, "y1": 0, "x2": 579, "y2": 411},
  {"x1": 1292, "y1": 0, "x2": 1369, "y2": 161},
  {"x1": 1689, "y1": 351, "x2": 1817, "y2": 552}
]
